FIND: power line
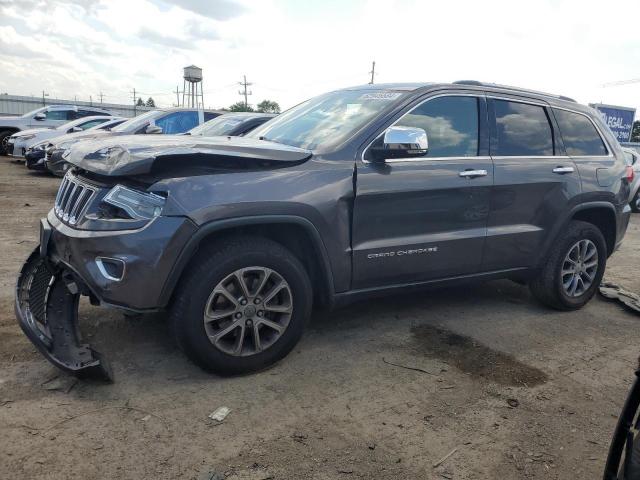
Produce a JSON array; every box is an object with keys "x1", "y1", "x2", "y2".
[
  {"x1": 600, "y1": 78, "x2": 640, "y2": 87},
  {"x1": 238, "y1": 75, "x2": 253, "y2": 108}
]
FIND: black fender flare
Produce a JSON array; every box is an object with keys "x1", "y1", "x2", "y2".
[
  {"x1": 537, "y1": 201, "x2": 618, "y2": 266},
  {"x1": 158, "y1": 215, "x2": 336, "y2": 307}
]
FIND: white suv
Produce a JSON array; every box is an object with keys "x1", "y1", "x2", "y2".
[
  {"x1": 7, "y1": 116, "x2": 116, "y2": 158},
  {"x1": 0, "y1": 105, "x2": 112, "y2": 155}
]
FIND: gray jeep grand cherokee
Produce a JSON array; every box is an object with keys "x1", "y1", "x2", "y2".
[{"x1": 16, "y1": 81, "x2": 633, "y2": 380}]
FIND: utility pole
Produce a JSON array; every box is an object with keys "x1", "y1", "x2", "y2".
[
  {"x1": 238, "y1": 75, "x2": 253, "y2": 109},
  {"x1": 175, "y1": 85, "x2": 180, "y2": 107},
  {"x1": 368, "y1": 61, "x2": 376, "y2": 84},
  {"x1": 90, "y1": 95, "x2": 93, "y2": 106},
  {"x1": 131, "y1": 88, "x2": 137, "y2": 115},
  {"x1": 98, "y1": 92, "x2": 104, "y2": 103},
  {"x1": 42, "y1": 90, "x2": 48, "y2": 107}
]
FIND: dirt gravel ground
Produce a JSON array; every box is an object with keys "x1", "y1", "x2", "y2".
[{"x1": 1, "y1": 156, "x2": 639, "y2": 479}]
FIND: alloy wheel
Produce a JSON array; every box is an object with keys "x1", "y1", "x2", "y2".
[
  {"x1": 203, "y1": 266, "x2": 293, "y2": 356},
  {"x1": 561, "y1": 239, "x2": 598, "y2": 297}
]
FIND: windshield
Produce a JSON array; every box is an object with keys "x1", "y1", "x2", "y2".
[
  {"x1": 21, "y1": 107, "x2": 45, "y2": 118},
  {"x1": 246, "y1": 89, "x2": 408, "y2": 150},
  {"x1": 54, "y1": 117, "x2": 91, "y2": 130},
  {"x1": 111, "y1": 110, "x2": 162, "y2": 133},
  {"x1": 189, "y1": 115, "x2": 246, "y2": 137}
]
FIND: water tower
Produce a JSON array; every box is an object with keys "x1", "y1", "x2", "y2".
[{"x1": 182, "y1": 65, "x2": 204, "y2": 108}]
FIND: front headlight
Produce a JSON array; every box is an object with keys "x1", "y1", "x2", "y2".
[
  {"x1": 31, "y1": 143, "x2": 47, "y2": 151},
  {"x1": 102, "y1": 185, "x2": 165, "y2": 220},
  {"x1": 18, "y1": 134, "x2": 36, "y2": 141},
  {"x1": 56, "y1": 140, "x2": 75, "y2": 150}
]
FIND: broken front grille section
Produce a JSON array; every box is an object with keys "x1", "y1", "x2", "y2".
[{"x1": 54, "y1": 173, "x2": 97, "y2": 226}]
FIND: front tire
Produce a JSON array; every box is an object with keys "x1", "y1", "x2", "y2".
[
  {"x1": 170, "y1": 236, "x2": 312, "y2": 375},
  {"x1": 530, "y1": 220, "x2": 607, "y2": 310},
  {"x1": 0, "y1": 130, "x2": 13, "y2": 156},
  {"x1": 631, "y1": 191, "x2": 640, "y2": 213}
]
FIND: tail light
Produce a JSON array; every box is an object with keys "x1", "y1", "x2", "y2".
[{"x1": 626, "y1": 165, "x2": 634, "y2": 183}]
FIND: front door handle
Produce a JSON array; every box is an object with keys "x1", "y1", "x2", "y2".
[
  {"x1": 459, "y1": 169, "x2": 488, "y2": 178},
  {"x1": 553, "y1": 166, "x2": 575, "y2": 174}
]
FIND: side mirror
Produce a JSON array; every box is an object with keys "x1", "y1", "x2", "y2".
[
  {"x1": 370, "y1": 126, "x2": 428, "y2": 162},
  {"x1": 34, "y1": 113, "x2": 46, "y2": 121},
  {"x1": 145, "y1": 124, "x2": 163, "y2": 134},
  {"x1": 70, "y1": 126, "x2": 83, "y2": 133}
]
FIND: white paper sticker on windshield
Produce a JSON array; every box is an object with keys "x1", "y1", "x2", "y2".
[
  {"x1": 345, "y1": 103, "x2": 362, "y2": 115},
  {"x1": 359, "y1": 92, "x2": 402, "y2": 101}
]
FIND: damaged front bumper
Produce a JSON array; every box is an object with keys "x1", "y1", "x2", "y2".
[
  {"x1": 15, "y1": 212, "x2": 197, "y2": 381},
  {"x1": 15, "y1": 245, "x2": 113, "y2": 381}
]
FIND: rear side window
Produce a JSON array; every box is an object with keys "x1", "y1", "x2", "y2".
[
  {"x1": 395, "y1": 96, "x2": 479, "y2": 157},
  {"x1": 553, "y1": 109, "x2": 608, "y2": 156},
  {"x1": 492, "y1": 100, "x2": 554, "y2": 156}
]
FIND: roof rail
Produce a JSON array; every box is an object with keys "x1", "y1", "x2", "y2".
[
  {"x1": 452, "y1": 80, "x2": 483, "y2": 86},
  {"x1": 452, "y1": 80, "x2": 576, "y2": 103}
]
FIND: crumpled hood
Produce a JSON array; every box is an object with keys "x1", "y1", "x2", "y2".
[{"x1": 66, "y1": 134, "x2": 312, "y2": 176}]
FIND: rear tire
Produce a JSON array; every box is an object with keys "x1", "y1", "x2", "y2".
[
  {"x1": 621, "y1": 433, "x2": 640, "y2": 480},
  {"x1": 530, "y1": 220, "x2": 607, "y2": 310},
  {"x1": 170, "y1": 236, "x2": 312, "y2": 375}
]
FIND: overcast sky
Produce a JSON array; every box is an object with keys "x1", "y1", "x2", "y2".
[{"x1": 0, "y1": 0, "x2": 639, "y2": 112}]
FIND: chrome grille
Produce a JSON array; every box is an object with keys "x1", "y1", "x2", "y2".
[{"x1": 54, "y1": 173, "x2": 97, "y2": 225}]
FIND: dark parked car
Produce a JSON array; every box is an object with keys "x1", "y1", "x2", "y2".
[
  {"x1": 186, "y1": 112, "x2": 276, "y2": 138},
  {"x1": 44, "y1": 108, "x2": 224, "y2": 176},
  {"x1": 15, "y1": 82, "x2": 632, "y2": 380},
  {"x1": 24, "y1": 117, "x2": 125, "y2": 171}
]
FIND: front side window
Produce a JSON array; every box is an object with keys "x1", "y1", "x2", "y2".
[
  {"x1": 156, "y1": 111, "x2": 199, "y2": 134},
  {"x1": 492, "y1": 100, "x2": 554, "y2": 156},
  {"x1": 394, "y1": 96, "x2": 479, "y2": 157},
  {"x1": 44, "y1": 109, "x2": 73, "y2": 121},
  {"x1": 78, "y1": 119, "x2": 107, "y2": 130},
  {"x1": 553, "y1": 108, "x2": 608, "y2": 156}
]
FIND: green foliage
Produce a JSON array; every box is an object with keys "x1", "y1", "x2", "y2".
[
  {"x1": 256, "y1": 99, "x2": 280, "y2": 114},
  {"x1": 228, "y1": 101, "x2": 254, "y2": 112},
  {"x1": 135, "y1": 98, "x2": 145, "y2": 107},
  {"x1": 145, "y1": 97, "x2": 156, "y2": 107}
]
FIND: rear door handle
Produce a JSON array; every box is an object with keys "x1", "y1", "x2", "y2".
[
  {"x1": 459, "y1": 169, "x2": 488, "y2": 178},
  {"x1": 553, "y1": 166, "x2": 575, "y2": 174}
]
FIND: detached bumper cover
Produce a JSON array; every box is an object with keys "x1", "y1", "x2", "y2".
[
  {"x1": 15, "y1": 247, "x2": 113, "y2": 380},
  {"x1": 15, "y1": 213, "x2": 196, "y2": 380}
]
